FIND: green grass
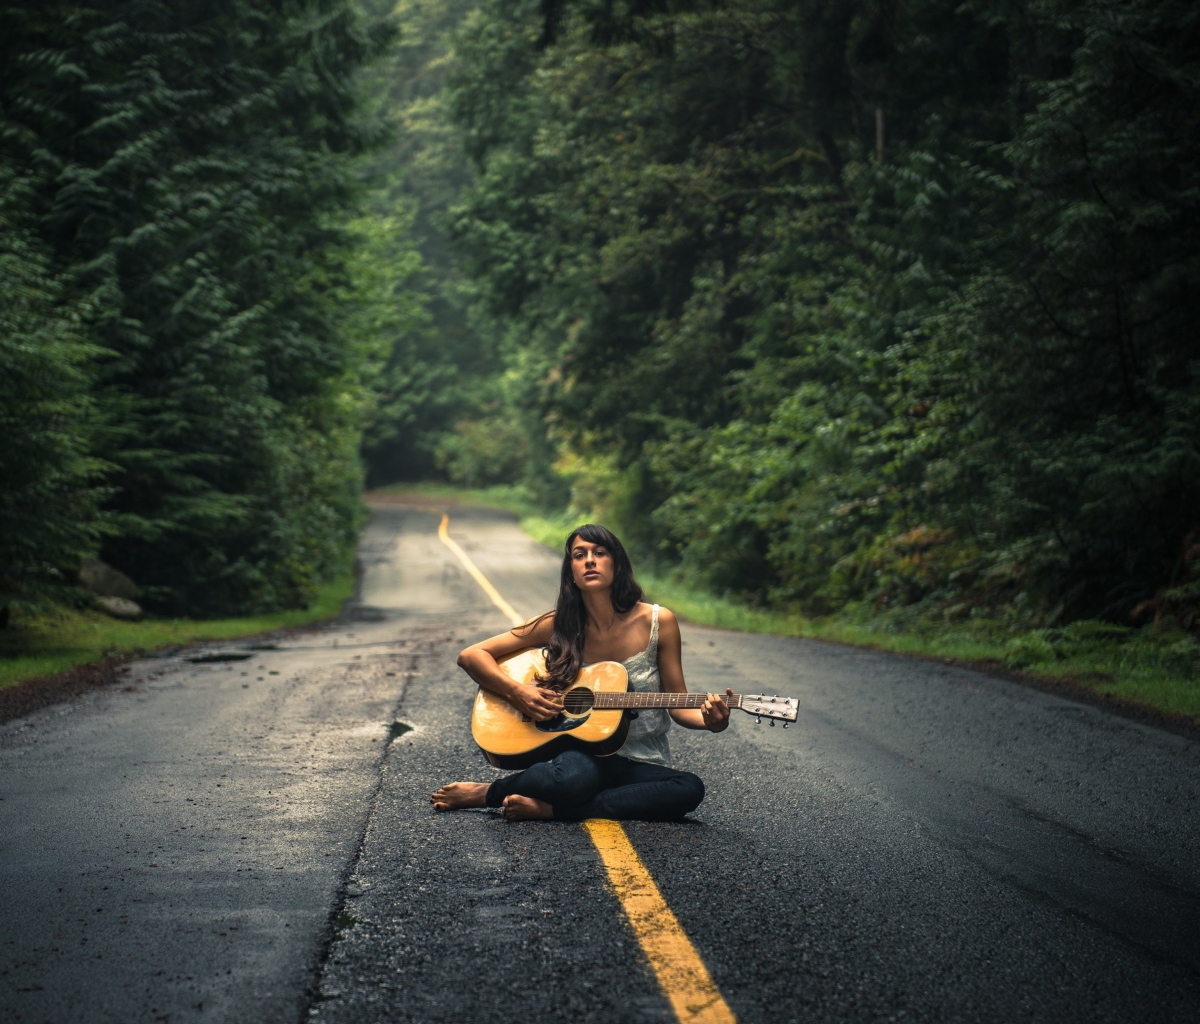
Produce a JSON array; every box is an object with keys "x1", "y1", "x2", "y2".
[
  {"x1": 514, "y1": 513, "x2": 585, "y2": 553},
  {"x1": 370, "y1": 481, "x2": 545, "y2": 517},
  {"x1": 0, "y1": 569, "x2": 356, "y2": 690},
  {"x1": 636, "y1": 576, "x2": 1200, "y2": 722},
  {"x1": 369, "y1": 483, "x2": 586, "y2": 549}
]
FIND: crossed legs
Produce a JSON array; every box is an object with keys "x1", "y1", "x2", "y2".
[{"x1": 431, "y1": 750, "x2": 705, "y2": 822}]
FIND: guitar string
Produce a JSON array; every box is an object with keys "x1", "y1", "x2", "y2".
[
  {"x1": 561, "y1": 698, "x2": 778, "y2": 702},
  {"x1": 558, "y1": 699, "x2": 793, "y2": 713},
  {"x1": 561, "y1": 697, "x2": 746, "y2": 707},
  {"x1": 548, "y1": 690, "x2": 792, "y2": 713},
  {"x1": 558, "y1": 695, "x2": 778, "y2": 703}
]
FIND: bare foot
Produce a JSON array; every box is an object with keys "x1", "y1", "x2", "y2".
[
  {"x1": 501, "y1": 795, "x2": 553, "y2": 821},
  {"x1": 431, "y1": 782, "x2": 489, "y2": 811}
]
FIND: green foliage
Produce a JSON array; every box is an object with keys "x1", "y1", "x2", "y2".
[
  {"x1": 0, "y1": 170, "x2": 109, "y2": 610},
  {"x1": 9, "y1": 0, "x2": 1194, "y2": 667},
  {"x1": 0, "y1": 566, "x2": 355, "y2": 689},
  {"x1": 435, "y1": 0, "x2": 1200, "y2": 636},
  {"x1": 435, "y1": 412, "x2": 530, "y2": 486},
  {"x1": 356, "y1": 0, "x2": 503, "y2": 484},
  {"x1": 1, "y1": 0, "x2": 399, "y2": 617}
]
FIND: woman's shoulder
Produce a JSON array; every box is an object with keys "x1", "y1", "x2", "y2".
[
  {"x1": 516, "y1": 611, "x2": 556, "y2": 642},
  {"x1": 655, "y1": 605, "x2": 679, "y2": 630},
  {"x1": 634, "y1": 601, "x2": 677, "y2": 627}
]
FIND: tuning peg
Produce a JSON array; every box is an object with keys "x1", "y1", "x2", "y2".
[
  {"x1": 755, "y1": 717, "x2": 761, "y2": 725},
  {"x1": 783, "y1": 722, "x2": 789, "y2": 729},
  {"x1": 769, "y1": 719, "x2": 775, "y2": 727}
]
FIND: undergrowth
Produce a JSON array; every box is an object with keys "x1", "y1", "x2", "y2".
[
  {"x1": 640, "y1": 577, "x2": 1200, "y2": 720},
  {"x1": 0, "y1": 569, "x2": 356, "y2": 690}
]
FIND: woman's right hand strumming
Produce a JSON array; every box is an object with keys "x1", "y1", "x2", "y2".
[{"x1": 510, "y1": 685, "x2": 563, "y2": 722}]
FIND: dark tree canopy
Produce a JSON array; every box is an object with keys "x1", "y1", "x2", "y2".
[
  {"x1": 1, "y1": 0, "x2": 396, "y2": 615},
  {"x1": 3, "y1": 0, "x2": 1197, "y2": 633},
  {"x1": 437, "y1": 0, "x2": 1200, "y2": 626}
]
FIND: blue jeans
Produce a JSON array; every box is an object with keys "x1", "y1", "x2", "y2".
[{"x1": 486, "y1": 750, "x2": 705, "y2": 822}]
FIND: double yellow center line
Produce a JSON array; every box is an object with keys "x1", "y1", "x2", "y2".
[{"x1": 436, "y1": 512, "x2": 737, "y2": 1024}]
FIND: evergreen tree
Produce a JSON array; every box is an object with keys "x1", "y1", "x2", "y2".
[
  {"x1": 1, "y1": 0, "x2": 396, "y2": 615},
  {"x1": 0, "y1": 167, "x2": 108, "y2": 614},
  {"x1": 438, "y1": 0, "x2": 1200, "y2": 625}
]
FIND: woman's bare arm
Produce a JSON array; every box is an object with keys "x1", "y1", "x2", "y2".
[
  {"x1": 457, "y1": 615, "x2": 561, "y2": 722},
  {"x1": 656, "y1": 608, "x2": 730, "y2": 732}
]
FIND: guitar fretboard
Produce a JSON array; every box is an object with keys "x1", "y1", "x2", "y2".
[{"x1": 589, "y1": 692, "x2": 743, "y2": 710}]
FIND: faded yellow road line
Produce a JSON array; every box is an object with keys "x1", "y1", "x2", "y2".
[
  {"x1": 585, "y1": 818, "x2": 738, "y2": 1024},
  {"x1": 436, "y1": 512, "x2": 525, "y2": 627},
  {"x1": 435, "y1": 511, "x2": 738, "y2": 1024}
]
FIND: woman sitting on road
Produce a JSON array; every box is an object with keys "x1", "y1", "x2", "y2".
[{"x1": 430, "y1": 524, "x2": 732, "y2": 821}]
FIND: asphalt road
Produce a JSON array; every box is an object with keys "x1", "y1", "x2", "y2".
[{"x1": 3, "y1": 499, "x2": 1199, "y2": 1024}]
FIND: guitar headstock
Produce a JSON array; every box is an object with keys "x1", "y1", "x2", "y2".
[{"x1": 739, "y1": 694, "x2": 799, "y2": 725}]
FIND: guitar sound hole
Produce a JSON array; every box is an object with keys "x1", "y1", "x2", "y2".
[{"x1": 561, "y1": 687, "x2": 595, "y2": 715}]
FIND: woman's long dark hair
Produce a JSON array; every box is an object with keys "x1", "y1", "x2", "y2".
[{"x1": 521, "y1": 523, "x2": 643, "y2": 691}]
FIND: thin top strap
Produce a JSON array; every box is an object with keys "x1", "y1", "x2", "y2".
[{"x1": 648, "y1": 604, "x2": 660, "y2": 663}]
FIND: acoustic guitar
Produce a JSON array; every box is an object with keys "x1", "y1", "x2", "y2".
[{"x1": 471, "y1": 647, "x2": 800, "y2": 769}]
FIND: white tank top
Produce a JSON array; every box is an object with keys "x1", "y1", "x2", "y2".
[{"x1": 613, "y1": 604, "x2": 672, "y2": 767}]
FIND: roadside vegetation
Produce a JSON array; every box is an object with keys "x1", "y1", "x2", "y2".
[
  {"x1": 357, "y1": 2, "x2": 1198, "y2": 723},
  {"x1": 1, "y1": 0, "x2": 413, "y2": 623},
  {"x1": 4, "y1": 2, "x2": 1197, "y2": 721},
  {"x1": 0, "y1": 571, "x2": 355, "y2": 691}
]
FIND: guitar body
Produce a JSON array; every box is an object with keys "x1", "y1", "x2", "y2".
[{"x1": 471, "y1": 648, "x2": 631, "y2": 769}]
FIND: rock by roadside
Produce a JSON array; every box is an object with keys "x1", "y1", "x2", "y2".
[
  {"x1": 79, "y1": 558, "x2": 141, "y2": 600},
  {"x1": 79, "y1": 559, "x2": 143, "y2": 620},
  {"x1": 94, "y1": 596, "x2": 142, "y2": 621}
]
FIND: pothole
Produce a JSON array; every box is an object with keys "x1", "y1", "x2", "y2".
[
  {"x1": 184, "y1": 651, "x2": 254, "y2": 663},
  {"x1": 347, "y1": 605, "x2": 389, "y2": 622},
  {"x1": 386, "y1": 721, "x2": 413, "y2": 743}
]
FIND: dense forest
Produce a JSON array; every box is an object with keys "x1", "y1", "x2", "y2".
[
  {"x1": 1, "y1": 0, "x2": 415, "y2": 616},
  {"x1": 385, "y1": 0, "x2": 1200, "y2": 630},
  {"x1": 3, "y1": 0, "x2": 1198, "y2": 634}
]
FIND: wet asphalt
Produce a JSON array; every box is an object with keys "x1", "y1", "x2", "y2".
[{"x1": 3, "y1": 500, "x2": 1199, "y2": 1024}]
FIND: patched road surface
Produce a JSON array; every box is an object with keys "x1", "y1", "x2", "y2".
[{"x1": 3, "y1": 497, "x2": 1199, "y2": 1023}]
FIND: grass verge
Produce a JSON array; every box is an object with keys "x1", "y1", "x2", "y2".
[
  {"x1": 376, "y1": 484, "x2": 1200, "y2": 726},
  {"x1": 637, "y1": 575, "x2": 1200, "y2": 724},
  {"x1": 0, "y1": 569, "x2": 356, "y2": 691},
  {"x1": 370, "y1": 481, "x2": 545, "y2": 517}
]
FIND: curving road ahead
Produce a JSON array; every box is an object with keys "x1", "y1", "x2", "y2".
[{"x1": 2, "y1": 497, "x2": 1199, "y2": 1024}]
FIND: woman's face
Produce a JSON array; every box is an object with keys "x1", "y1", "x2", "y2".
[{"x1": 569, "y1": 536, "x2": 615, "y2": 592}]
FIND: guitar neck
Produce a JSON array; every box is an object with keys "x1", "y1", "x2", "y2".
[{"x1": 590, "y1": 692, "x2": 742, "y2": 710}]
